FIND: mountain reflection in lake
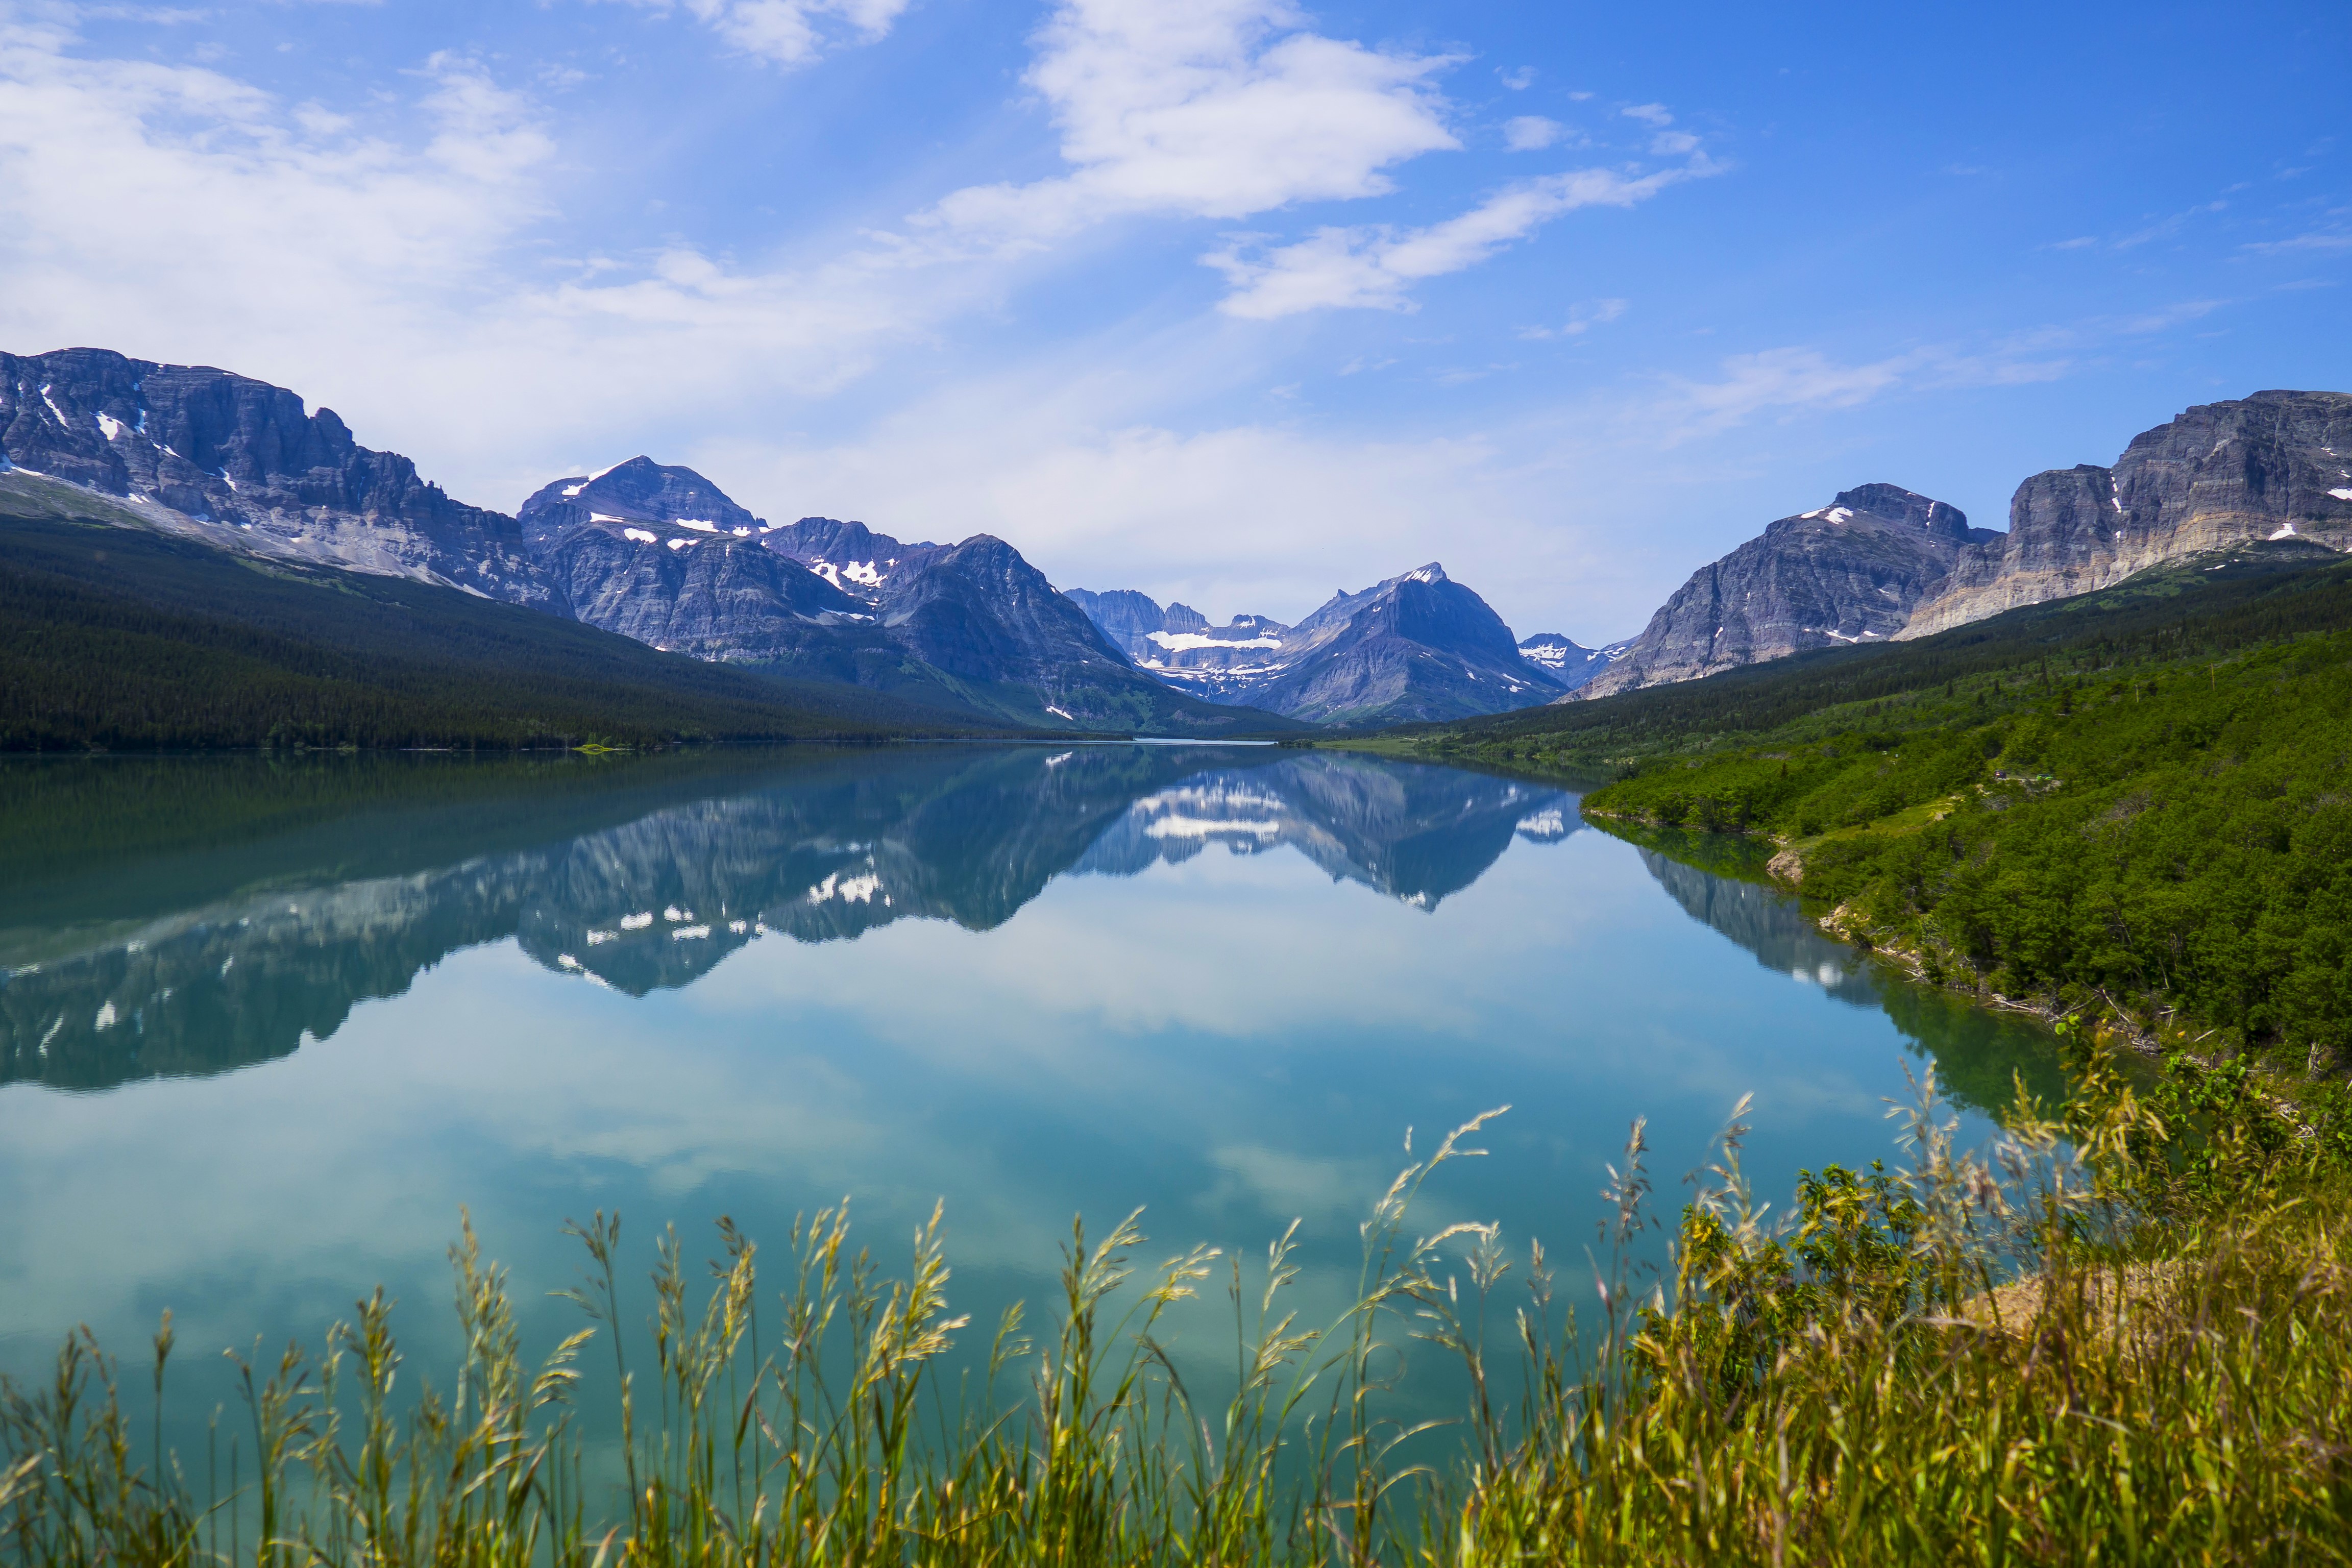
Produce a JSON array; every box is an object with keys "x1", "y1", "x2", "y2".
[{"x1": 0, "y1": 746, "x2": 2058, "y2": 1419}]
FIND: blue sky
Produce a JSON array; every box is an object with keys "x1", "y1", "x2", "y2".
[{"x1": 2, "y1": 0, "x2": 2345, "y2": 640}]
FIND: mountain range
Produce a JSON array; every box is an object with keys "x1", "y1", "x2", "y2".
[
  {"x1": 0, "y1": 346, "x2": 1568, "y2": 733},
  {"x1": 5, "y1": 344, "x2": 2346, "y2": 736}
]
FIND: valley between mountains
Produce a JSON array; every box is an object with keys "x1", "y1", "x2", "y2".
[{"x1": 2, "y1": 344, "x2": 2347, "y2": 745}]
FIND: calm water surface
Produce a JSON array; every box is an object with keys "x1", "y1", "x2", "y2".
[{"x1": 0, "y1": 745, "x2": 2057, "y2": 1428}]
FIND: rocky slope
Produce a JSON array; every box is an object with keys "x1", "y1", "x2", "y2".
[
  {"x1": 1578, "y1": 484, "x2": 1997, "y2": 699},
  {"x1": 1901, "y1": 390, "x2": 2352, "y2": 636},
  {"x1": 1065, "y1": 566, "x2": 1565, "y2": 725}
]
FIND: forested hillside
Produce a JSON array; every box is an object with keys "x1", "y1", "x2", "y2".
[
  {"x1": 1405, "y1": 545, "x2": 2352, "y2": 1071},
  {"x1": 0, "y1": 498, "x2": 990, "y2": 750}
]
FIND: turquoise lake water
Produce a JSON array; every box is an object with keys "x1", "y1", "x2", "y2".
[{"x1": 0, "y1": 744, "x2": 2059, "y2": 1433}]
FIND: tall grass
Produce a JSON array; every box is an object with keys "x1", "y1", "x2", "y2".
[{"x1": 6, "y1": 1038, "x2": 2349, "y2": 1566}]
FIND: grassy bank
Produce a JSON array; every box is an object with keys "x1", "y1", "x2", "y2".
[{"x1": 7, "y1": 1044, "x2": 2349, "y2": 1565}]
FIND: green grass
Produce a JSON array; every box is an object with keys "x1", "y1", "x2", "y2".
[{"x1": 8, "y1": 1041, "x2": 2350, "y2": 1566}]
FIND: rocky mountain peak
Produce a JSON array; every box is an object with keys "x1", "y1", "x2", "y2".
[
  {"x1": 517, "y1": 457, "x2": 767, "y2": 550},
  {"x1": 1578, "y1": 481, "x2": 1978, "y2": 699},
  {"x1": 1819, "y1": 483, "x2": 1978, "y2": 542},
  {"x1": 760, "y1": 516, "x2": 945, "y2": 602}
]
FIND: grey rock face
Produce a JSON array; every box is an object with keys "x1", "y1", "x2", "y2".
[
  {"x1": 1065, "y1": 566, "x2": 1564, "y2": 725},
  {"x1": 1062, "y1": 589, "x2": 1209, "y2": 657},
  {"x1": 1248, "y1": 565, "x2": 1563, "y2": 724},
  {"x1": 0, "y1": 347, "x2": 545, "y2": 603},
  {"x1": 1579, "y1": 483, "x2": 1993, "y2": 699},
  {"x1": 1902, "y1": 390, "x2": 2352, "y2": 636}
]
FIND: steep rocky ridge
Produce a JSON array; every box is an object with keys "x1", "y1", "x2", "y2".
[
  {"x1": 1579, "y1": 484, "x2": 1996, "y2": 699},
  {"x1": 1250, "y1": 565, "x2": 1564, "y2": 724},
  {"x1": 757, "y1": 515, "x2": 948, "y2": 599},
  {"x1": 1902, "y1": 390, "x2": 2352, "y2": 636},
  {"x1": 1, "y1": 347, "x2": 545, "y2": 602}
]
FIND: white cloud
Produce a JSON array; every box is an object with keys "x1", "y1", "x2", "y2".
[
  {"x1": 618, "y1": 0, "x2": 914, "y2": 67},
  {"x1": 903, "y1": 0, "x2": 1460, "y2": 254},
  {"x1": 1207, "y1": 163, "x2": 1706, "y2": 318},
  {"x1": 1501, "y1": 114, "x2": 1562, "y2": 151},
  {"x1": 2113, "y1": 199, "x2": 2228, "y2": 251},
  {"x1": 1643, "y1": 341, "x2": 2072, "y2": 444},
  {"x1": 2115, "y1": 298, "x2": 2226, "y2": 333},
  {"x1": 1496, "y1": 65, "x2": 1534, "y2": 90},
  {"x1": 1660, "y1": 347, "x2": 1915, "y2": 436},
  {"x1": 1621, "y1": 102, "x2": 1673, "y2": 127},
  {"x1": 1517, "y1": 296, "x2": 1625, "y2": 339},
  {"x1": 0, "y1": 11, "x2": 975, "y2": 504}
]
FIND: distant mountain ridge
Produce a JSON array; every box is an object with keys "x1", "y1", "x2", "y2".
[
  {"x1": 1063, "y1": 565, "x2": 1567, "y2": 725},
  {"x1": 1516, "y1": 632, "x2": 1629, "y2": 694}
]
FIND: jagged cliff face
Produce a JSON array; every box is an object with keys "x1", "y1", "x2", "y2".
[
  {"x1": 1901, "y1": 390, "x2": 2352, "y2": 636},
  {"x1": 1578, "y1": 483, "x2": 1993, "y2": 699},
  {"x1": 1064, "y1": 566, "x2": 1564, "y2": 725},
  {"x1": 0, "y1": 347, "x2": 547, "y2": 603}
]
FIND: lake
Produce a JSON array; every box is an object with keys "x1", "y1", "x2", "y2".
[{"x1": 0, "y1": 744, "x2": 2059, "y2": 1435}]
